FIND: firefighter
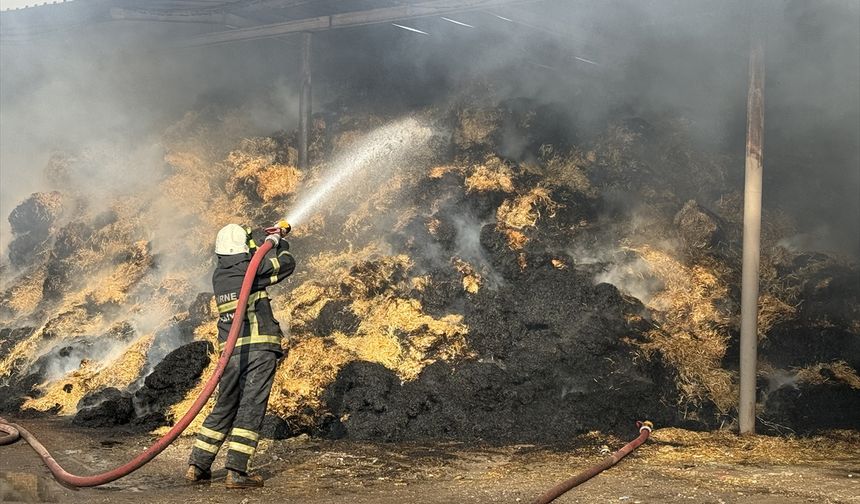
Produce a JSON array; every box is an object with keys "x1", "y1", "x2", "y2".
[{"x1": 185, "y1": 223, "x2": 295, "y2": 489}]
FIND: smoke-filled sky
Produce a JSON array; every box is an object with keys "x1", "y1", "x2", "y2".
[{"x1": 1, "y1": 0, "x2": 859, "y2": 259}]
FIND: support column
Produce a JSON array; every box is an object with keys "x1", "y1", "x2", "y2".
[
  {"x1": 739, "y1": 33, "x2": 765, "y2": 435},
  {"x1": 298, "y1": 31, "x2": 312, "y2": 170}
]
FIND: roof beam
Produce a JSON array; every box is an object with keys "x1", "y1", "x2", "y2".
[
  {"x1": 177, "y1": 0, "x2": 529, "y2": 47},
  {"x1": 110, "y1": 8, "x2": 260, "y2": 28}
]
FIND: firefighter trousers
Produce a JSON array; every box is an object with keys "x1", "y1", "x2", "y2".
[{"x1": 188, "y1": 350, "x2": 278, "y2": 473}]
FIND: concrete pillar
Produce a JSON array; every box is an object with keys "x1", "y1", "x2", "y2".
[
  {"x1": 298, "y1": 31, "x2": 312, "y2": 170},
  {"x1": 739, "y1": 34, "x2": 765, "y2": 436}
]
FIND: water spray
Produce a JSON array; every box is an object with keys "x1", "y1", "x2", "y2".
[{"x1": 283, "y1": 117, "x2": 433, "y2": 227}]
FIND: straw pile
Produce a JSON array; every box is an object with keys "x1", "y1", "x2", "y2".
[
  {"x1": 496, "y1": 187, "x2": 560, "y2": 230},
  {"x1": 631, "y1": 245, "x2": 737, "y2": 412},
  {"x1": 464, "y1": 156, "x2": 515, "y2": 193},
  {"x1": 453, "y1": 107, "x2": 502, "y2": 150},
  {"x1": 795, "y1": 361, "x2": 860, "y2": 389},
  {"x1": 265, "y1": 252, "x2": 471, "y2": 425},
  {"x1": 1, "y1": 98, "x2": 856, "y2": 440},
  {"x1": 23, "y1": 335, "x2": 153, "y2": 414}
]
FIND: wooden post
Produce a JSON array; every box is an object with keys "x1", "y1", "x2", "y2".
[
  {"x1": 739, "y1": 31, "x2": 765, "y2": 436},
  {"x1": 298, "y1": 31, "x2": 312, "y2": 170}
]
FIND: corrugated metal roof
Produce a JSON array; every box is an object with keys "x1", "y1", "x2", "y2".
[{"x1": 0, "y1": 0, "x2": 519, "y2": 44}]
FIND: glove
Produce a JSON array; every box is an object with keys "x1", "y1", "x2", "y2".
[{"x1": 264, "y1": 234, "x2": 280, "y2": 247}]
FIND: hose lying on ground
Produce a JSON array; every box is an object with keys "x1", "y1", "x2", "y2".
[
  {"x1": 531, "y1": 421, "x2": 653, "y2": 504},
  {"x1": 0, "y1": 240, "x2": 274, "y2": 488}
]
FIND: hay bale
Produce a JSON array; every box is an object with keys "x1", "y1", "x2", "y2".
[
  {"x1": 73, "y1": 387, "x2": 134, "y2": 427},
  {"x1": 133, "y1": 341, "x2": 213, "y2": 424},
  {"x1": 7, "y1": 233, "x2": 50, "y2": 267},
  {"x1": 8, "y1": 192, "x2": 64, "y2": 235},
  {"x1": 1, "y1": 269, "x2": 46, "y2": 314},
  {"x1": 22, "y1": 332, "x2": 150, "y2": 415},
  {"x1": 795, "y1": 361, "x2": 860, "y2": 389},
  {"x1": 674, "y1": 200, "x2": 724, "y2": 251},
  {"x1": 763, "y1": 380, "x2": 860, "y2": 434},
  {"x1": 312, "y1": 300, "x2": 360, "y2": 337},
  {"x1": 268, "y1": 337, "x2": 353, "y2": 428}
]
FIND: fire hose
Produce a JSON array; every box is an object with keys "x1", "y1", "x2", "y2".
[
  {"x1": 531, "y1": 421, "x2": 653, "y2": 504},
  {"x1": 0, "y1": 220, "x2": 653, "y2": 495},
  {"x1": 0, "y1": 238, "x2": 276, "y2": 488}
]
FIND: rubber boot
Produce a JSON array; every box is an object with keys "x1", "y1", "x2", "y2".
[
  {"x1": 184, "y1": 465, "x2": 211, "y2": 483},
  {"x1": 225, "y1": 470, "x2": 264, "y2": 489}
]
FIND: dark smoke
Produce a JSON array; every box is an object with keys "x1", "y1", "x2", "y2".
[{"x1": 3, "y1": 0, "x2": 857, "y2": 259}]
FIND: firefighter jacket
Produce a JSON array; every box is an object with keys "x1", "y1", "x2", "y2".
[{"x1": 213, "y1": 228, "x2": 295, "y2": 357}]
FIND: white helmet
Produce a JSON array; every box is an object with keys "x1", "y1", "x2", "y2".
[{"x1": 215, "y1": 224, "x2": 249, "y2": 255}]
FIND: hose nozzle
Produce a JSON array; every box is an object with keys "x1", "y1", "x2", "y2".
[{"x1": 265, "y1": 220, "x2": 291, "y2": 237}]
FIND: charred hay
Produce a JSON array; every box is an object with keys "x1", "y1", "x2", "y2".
[
  {"x1": 2, "y1": 100, "x2": 858, "y2": 441},
  {"x1": 135, "y1": 341, "x2": 212, "y2": 405},
  {"x1": 73, "y1": 387, "x2": 135, "y2": 428}
]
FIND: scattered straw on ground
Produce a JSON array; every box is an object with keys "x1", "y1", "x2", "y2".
[{"x1": 643, "y1": 428, "x2": 860, "y2": 465}]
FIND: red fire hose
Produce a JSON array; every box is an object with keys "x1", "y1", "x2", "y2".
[
  {"x1": 0, "y1": 240, "x2": 274, "y2": 488},
  {"x1": 531, "y1": 421, "x2": 653, "y2": 504}
]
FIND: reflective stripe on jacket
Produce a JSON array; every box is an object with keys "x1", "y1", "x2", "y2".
[{"x1": 213, "y1": 228, "x2": 295, "y2": 356}]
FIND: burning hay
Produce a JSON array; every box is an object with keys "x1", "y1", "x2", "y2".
[
  {"x1": 22, "y1": 334, "x2": 153, "y2": 415},
  {"x1": 255, "y1": 165, "x2": 303, "y2": 202},
  {"x1": 453, "y1": 107, "x2": 502, "y2": 150},
  {"x1": 1, "y1": 97, "x2": 857, "y2": 442},
  {"x1": 453, "y1": 258, "x2": 482, "y2": 294},
  {"x1": 265, "y1": 252, "x2": 471, "y2": 429},
  {"x1": 268, "y1": 338, "x2": 353, "y2": 424},
  {"x1": 496, "y1": 187, "x2": 560, "y2": 230},
  {"x1": 630, "y1": 245, "x2": 737, "y2": 413},
  {"x1": 464, "y1": 156, "x2": 516, "y2": 193},
  {"x1": 8, "y1": 191, "x2": 64, "y2": 235},
  {"x1": 226, "y1": 138, "x2": 304, "y2": 203}
]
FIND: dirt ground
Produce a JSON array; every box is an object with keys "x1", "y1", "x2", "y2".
[{"x1": 1, "y1": 418, "x2": 858, "y2": 504}]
